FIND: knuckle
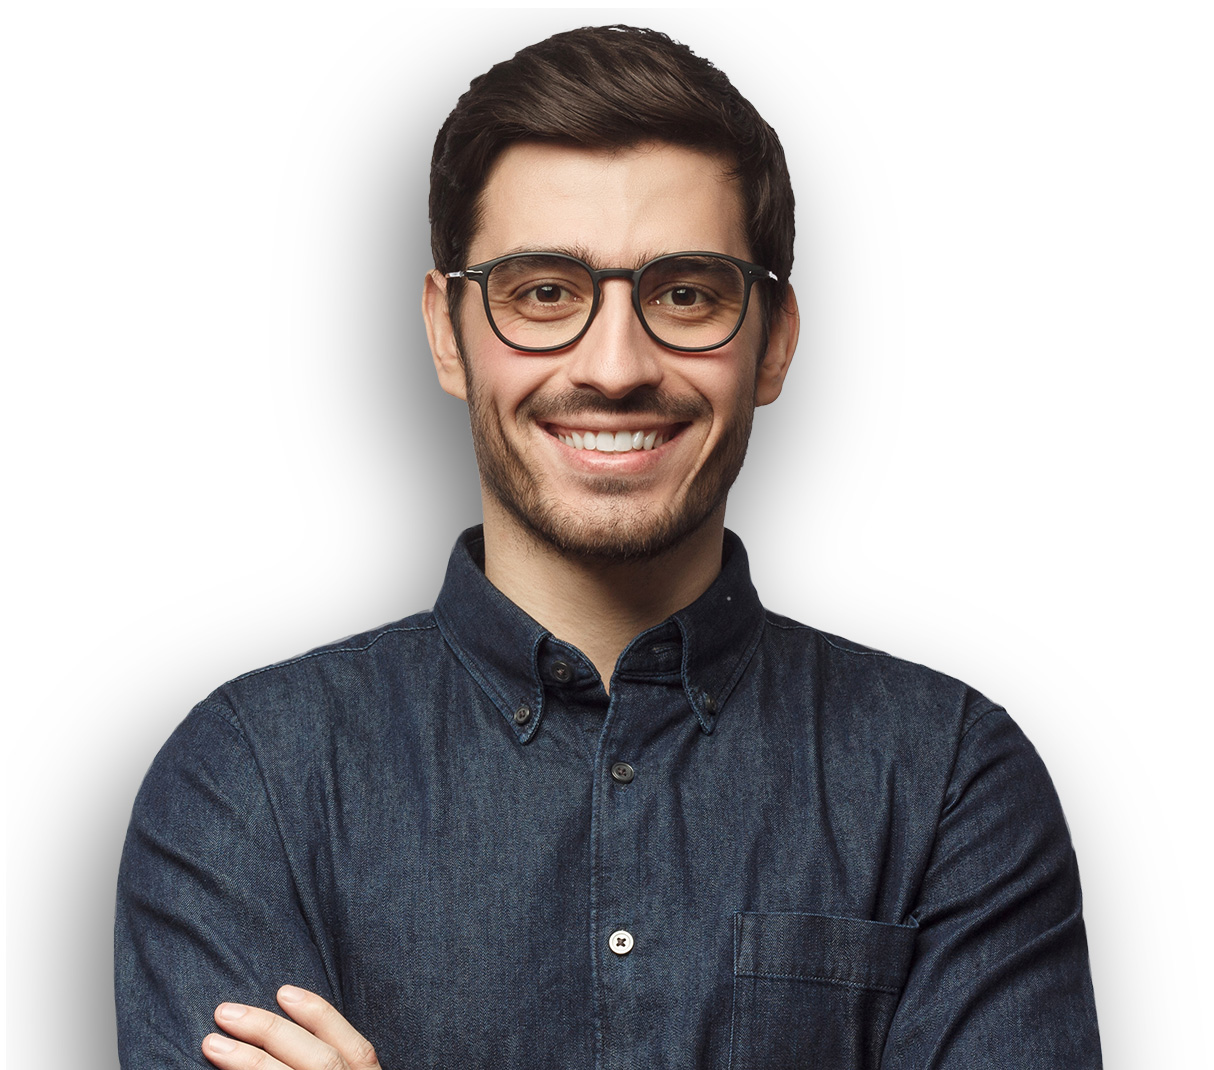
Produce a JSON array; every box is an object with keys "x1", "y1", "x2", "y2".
[
  {"x1": 349, "y1": 1039, "x2": 379, "y2": 1068},
  {"x1": 320, "y1": 1051, "x2": 347, "y2": 1070},
  {"x1": 259, "y1": 1012, "x2": 287, "y2": 1041}
]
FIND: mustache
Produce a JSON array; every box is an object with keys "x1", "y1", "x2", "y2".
[{"x1": 520, "y1": 387, "x2": 709, "y2": 423}]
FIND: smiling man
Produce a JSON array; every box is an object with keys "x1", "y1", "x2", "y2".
[
  {"x1": 425, "y1": 138, "x2": 794, "y2": 688},
  {"x1": 115, "y1": 25, "x2": 1101, "y2": 1070}
]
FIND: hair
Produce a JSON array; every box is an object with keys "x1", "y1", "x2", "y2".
[{"x1": 429, "y1": 25, "x2": 795, "y2": 320}]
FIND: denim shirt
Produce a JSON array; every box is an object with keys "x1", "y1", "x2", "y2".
[{"x1": 115, "y1": 528, "x2": 1101, "y2": 1069}]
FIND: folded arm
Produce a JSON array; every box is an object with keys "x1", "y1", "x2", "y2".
[
  {"x1": 116, "y1": 703, "x2": 340, "y2": 1068},
  {"x1": 881, "y1": 706, "x2": 1102, "y2": 1067}
]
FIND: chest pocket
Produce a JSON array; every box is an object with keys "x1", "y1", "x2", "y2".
[{"x1": 728, "y1": 911, "x2": 917, "y2": 1070}]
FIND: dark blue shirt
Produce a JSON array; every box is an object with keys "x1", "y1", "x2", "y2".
[{"x1": 115, "y1": 528, "x2": 1101, "y2": 1068}]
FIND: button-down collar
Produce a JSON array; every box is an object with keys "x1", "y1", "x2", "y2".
[{"x1": 432, "y1": 526, "x2": 766, "y2": 743}]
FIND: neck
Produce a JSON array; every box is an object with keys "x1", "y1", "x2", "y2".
[{"x1": 481, "y1": 504, "x2": 727, "y2": 692}]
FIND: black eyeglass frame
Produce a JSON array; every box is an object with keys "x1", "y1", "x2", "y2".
[{"x1": 445, "y1": 250, "x2": 778, "y2": 354}]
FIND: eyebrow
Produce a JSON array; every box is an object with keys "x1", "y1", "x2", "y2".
[{"x1": 494, "y1": 244, "x2": 672, "y2": 271}]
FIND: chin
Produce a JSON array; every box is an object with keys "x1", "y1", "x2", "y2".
[{"x1": 490, "y1": 484, "x2": 728, "y2": 563}]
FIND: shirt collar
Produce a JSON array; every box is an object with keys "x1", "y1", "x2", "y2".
[{"x1": 433, "y1": 526, "x2": 766, "y2": 743}]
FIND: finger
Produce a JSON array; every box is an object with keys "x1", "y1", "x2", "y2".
[
  {"x1": 276, "y1": 986, "x2": 381, "y2": 1069},
  {"x1": 210, "y1": 1001, "x2": 342, "y2": 1070},
  {"x1": 202, "y1": 1032, "x2": 292, "y2": 1070}
]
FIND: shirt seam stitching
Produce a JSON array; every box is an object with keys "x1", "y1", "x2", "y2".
[
  {"x1": 733, "y1": 970, "x2": 902, "y2": 994},
  {"x1": 193, "y1": 700, "x2": 245, "y2": 734},
  {"x1": 189, "y1": 699, "x2": 341, "y2": 1000},
  {"x1": 229, "y1": 622, "x2": 439, "y2": 683},
  {"x1": 767, "y1": 616, "x2": 894, "y2": 658},
  {"x1": 912, "y1": 691, "x2": 1003, "y2": 931},
  {"x1": 959, "y1": 700, "x2": 1002, "y2": 740}
]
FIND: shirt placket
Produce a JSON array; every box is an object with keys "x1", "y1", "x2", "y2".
[{"x1": 588, "y1": 650, "x2": 689, "y2": 1070}]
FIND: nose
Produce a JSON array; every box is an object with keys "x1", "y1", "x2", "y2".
[{"x1": 564, "y1": 278, "x2": 663, "y2": 399}]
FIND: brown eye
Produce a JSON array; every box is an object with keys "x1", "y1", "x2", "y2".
[
  {"x1": 533, "y1": 284, "x2": 563, "y2": 303},
  {"x1": 656, "y1": 286, "x2": 706, "y2": 307}
]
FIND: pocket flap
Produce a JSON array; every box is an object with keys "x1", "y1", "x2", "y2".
[{"x1": 734, "y1": 911, "x2": 917, "y2": 993}]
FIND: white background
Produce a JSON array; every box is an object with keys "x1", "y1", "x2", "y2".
[{"x1": 4, "y1": 3, "x2": 1211, "y2": 1067}]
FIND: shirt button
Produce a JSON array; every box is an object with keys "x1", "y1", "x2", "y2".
[
  {"x1": 701, "y1": 690, "x2": 718, "y2": 714},
  {"x1": 550, "y1": 660, "x2": 572, "y2": 682},
  {"x1": 513, "y1": 705, "x2": 531, "y2": 725},
  {"x1": 609, "y1": 929, "x2": 634, "y2": 955},
  {"x1": 610, "y1": 762, "x2": 635, "y2": 784}
]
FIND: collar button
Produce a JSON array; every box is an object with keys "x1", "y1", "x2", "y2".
[
  {"x1": 550, "y1": 660, "x2": 572, "y2": 683},
  {"x1": 513, "y1": 704, "x2": 532, "y2": 725}
]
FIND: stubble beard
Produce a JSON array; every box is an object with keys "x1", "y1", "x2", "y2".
[{"x1": 465, "y1": 370, "x2": 756, "y2": 563}]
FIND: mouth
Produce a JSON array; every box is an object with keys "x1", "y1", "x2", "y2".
[{"x1": 543, "y1": 423, "x2": 687, "y2": 453}]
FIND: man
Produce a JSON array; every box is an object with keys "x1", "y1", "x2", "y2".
[{"x1": 115, "y1": 25, "x2": 1101, "y2": 1069}]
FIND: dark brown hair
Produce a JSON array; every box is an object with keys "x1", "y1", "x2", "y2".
[{"x1": 429, "y1": 25, "x2": 795, "y2": 318}]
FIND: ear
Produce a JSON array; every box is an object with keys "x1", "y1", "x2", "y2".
[
  {"x1": 423, "y1": 269, "x2": 468, "y2": 402},
  {"x1": 755, "y1": 284, "x2": 800, "y2": 407}
]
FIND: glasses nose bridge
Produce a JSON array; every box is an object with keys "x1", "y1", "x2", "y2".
[
  {"x1": 589, "y1": 266, "x2": 644, "y2": 331},
  {"x1": 591, "y1": 266, "x2": 641, "y2": 297}
]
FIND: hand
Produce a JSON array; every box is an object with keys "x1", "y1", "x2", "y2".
[{"x1": 203, "y1": 985, "x2": 381, "y2": 1070}]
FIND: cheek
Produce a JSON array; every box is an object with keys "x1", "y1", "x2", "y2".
[
  {"x1": 685, "y1": 355, "x2": 756, "y2": 424},
  {"x1": 466, "y1": 344, "x2": 558, "y2": 418}
]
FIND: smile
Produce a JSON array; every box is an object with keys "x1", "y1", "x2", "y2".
[{"x1": 545, "y1": 425, "x2": 683, "y2": 453}]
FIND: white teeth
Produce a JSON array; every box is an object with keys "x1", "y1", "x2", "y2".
[{"x1": 555, "y1": 428, "x2": 671, "y2": 452}]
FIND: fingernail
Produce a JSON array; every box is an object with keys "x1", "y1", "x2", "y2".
[
  {"x1": 278, "y1": 985, "x2": 305, "y2": 1003},
  {"x1": 216, "y1": 1003, "x2": 247, "y2": 1022},
  {"x1": 206, "y1": 1035, "x2": 237, "y2": 1054}
]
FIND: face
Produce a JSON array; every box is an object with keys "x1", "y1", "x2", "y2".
[{"x1": 425, "y1": 141, "x2": 796, "y2": 561}]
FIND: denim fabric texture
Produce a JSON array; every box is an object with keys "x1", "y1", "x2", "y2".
[{"x1": 115, "y1": 527, "x2": 1101, "y2": 1069}]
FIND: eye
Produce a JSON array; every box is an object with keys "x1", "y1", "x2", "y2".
[
  {"x1": 658, "y1": 286, "x2": 705, "y2": 307},
  {"x1": 653, "y1": 284, "x2": 716, "y2": 310},
  {"x1": 530, "y1": 283, "x2": 569, "y2": 303},
  {"x1": 513, "y1": 279, "x2": 584, "y2": 313},
  {"x1": 642, "y1": 256, "x2": 739, "y2": 313}
]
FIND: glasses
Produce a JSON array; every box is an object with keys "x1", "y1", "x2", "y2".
[{"x1": 446, "y1": 251, "x2": 777, "y2": 353}]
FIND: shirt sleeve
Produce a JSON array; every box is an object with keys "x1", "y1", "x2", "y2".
[
  {"x1": 115, "y1": 702, "x2": 335, "y2": 1069},
  {"x1": 880, "y1": 705, "x2": 1102, "y2": 1068}
]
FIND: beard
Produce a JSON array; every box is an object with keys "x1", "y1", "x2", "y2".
[{"x1": 463, "y1": 368, "x2": 756, "y2": 562}]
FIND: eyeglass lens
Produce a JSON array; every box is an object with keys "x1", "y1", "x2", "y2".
[{"x1": 483, "y1": 254, "x2": 748, "y2": 351}]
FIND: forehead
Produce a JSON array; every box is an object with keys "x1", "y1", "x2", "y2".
[{"x1": 470, "y1": 141, "x2": 750, "y2": 266}]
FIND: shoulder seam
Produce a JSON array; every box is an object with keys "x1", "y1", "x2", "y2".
[
  {"x1": 192, "y1": 700, "x2": 243, "y2": 735},
  {"x1": 763, "y1": 615, "x2": 809, "y2": 632},
  {"x1": 816, "y1": 631, "x2": 892, "y2": 659},
  {"x1": 959, "y1": 700, "x2": 1004, "y2": 740},
  {"x1": 230, "y1": 621, "x2": 439, "y2": 683},
  {"x1": 766, "y1": 615, "x2": 893, "y2": 659}
]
